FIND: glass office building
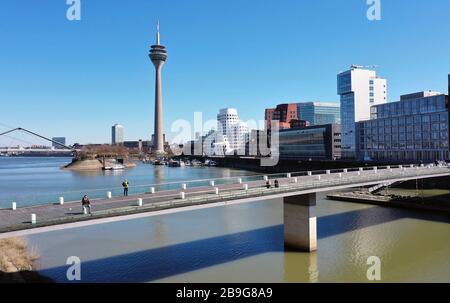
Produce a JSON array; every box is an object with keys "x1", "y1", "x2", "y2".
[
  {"x1": 279, "y1": 124, "x2": 341, "y2": 160},
  {"x1": 111, "y1": 124, "x2": 124, "y2": 145},
  {"x1": 338, "y1": 66, "x2": 387, "y2": 159},
  {"x1": 357, "y1": 92, "x2": 450, "y2": 162},
  {"x1": 297, "y1": 102, "x2": 341, "y2": 126}
]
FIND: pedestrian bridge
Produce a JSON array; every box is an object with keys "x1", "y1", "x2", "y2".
[
  {"x1": 1, "y1": 164, "x2": 450, "y2": 251},
  {"x1": 0, "y1": 148, "x2": 73, "y2": 153}
]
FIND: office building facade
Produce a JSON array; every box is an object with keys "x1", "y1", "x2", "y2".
[
  {"x1": 356, "y1": 89, "x2": 450, "y2": 162},
  {"x1": 338, "y1": 66, "x2": 387, "y2": 158},
  {"x1": 278, "y1": 124, "x2": 342, "y2": 160},
  {"x1": 297, "y1": 102, "x2": 341, "y2": 126},
  {"x1": 265, "y1": 108, "x2": 275, "y2": 130},
  {"x1": 265, "y1": 103, "x2": 298, "y2": 130},
  {"x1": 111, "y1": 124, "x2": 124, "y2": 145}
]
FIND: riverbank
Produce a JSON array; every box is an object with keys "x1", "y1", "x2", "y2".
[
  {"x1": 181, "y1": 156, "x2": 406, "y2": 173},
  {"x1": 63, "y1": 158, "x2": 137, "y2": 171},
  {"x1": 0, "y1": 237, "x2": 52, "y2": 283},
  {"x1": 327, "y1": 190, "x2": 450, "y2": 213}
]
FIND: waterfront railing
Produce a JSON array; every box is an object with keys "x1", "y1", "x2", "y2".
[{"x1": 1, "y1": 163, "x2": 447, "y2": 209}]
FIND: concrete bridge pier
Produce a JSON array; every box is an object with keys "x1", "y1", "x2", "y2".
[{"x1": 284, "y1": 193, "x2": 317, "y2": 252}]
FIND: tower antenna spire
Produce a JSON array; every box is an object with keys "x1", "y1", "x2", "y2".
[
  {"x1": 149, "y1": 20, "x2": 167, "y2": 154},
  {"x1": 156, "y1": 20, "x2": 160, "y2": 45}
]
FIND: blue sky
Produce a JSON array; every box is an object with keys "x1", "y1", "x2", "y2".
[{"x1": 1, "y1": 0, "x2": 450, "y2": 145}]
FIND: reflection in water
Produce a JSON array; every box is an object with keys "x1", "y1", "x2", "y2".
[
  {"x1": 102, "y1": 170, "x2": 126, "y2": 177},
  {"x1": 5, "y1": 157, "x2": 450, "y2": 282},
  {"x1": 70, "y1": 169, "x2": 104, "y2": 177},
  {"x1": 153, "y1": 219, "x2": 167, "y2": 244},
  {"x1": 283, "y1": 251, "x2": 319, "y2": 283},
  {"x1": 308, "y1": 253, "x2": 319, "y2": 283},
  {"x1": 72, "y1": 169, "x2": 127, "y2": 178},
  {"x1": 36, "y1": 225, "x2": 284, "y2": 283},
  {"x1": 26, "y1": 195, "x2": 450, "y2": 283},
  {"x1": 154, "y1": 166, "x2": 165, "y2": 185},
  {"x1": 0, "y1": 157, "x2": 255, "y2": 208}
]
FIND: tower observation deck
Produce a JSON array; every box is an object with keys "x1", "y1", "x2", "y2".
[{"x1": 149, "y1": 21, "x2": 167, "y2": 154}]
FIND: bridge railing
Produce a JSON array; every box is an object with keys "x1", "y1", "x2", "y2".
[
  {"x1": 137, "y1": 165, "x2": 450, "y2": 211},
  {"x1": 1, "y1": 163, "x2": 447, "y2": 210}
]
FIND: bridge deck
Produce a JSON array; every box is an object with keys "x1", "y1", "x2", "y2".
[{"x1": 1, "y1": 165, "x2": 450, "y2": 236}]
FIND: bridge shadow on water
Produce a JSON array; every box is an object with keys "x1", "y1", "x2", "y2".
[
  {"x1": 38, "y1": 204, "x2": 450, "y2": 283},
  {"x1": 39, "y1": 225, "x2": 285, "y2": 283},
  {"x1": 318, "y1": 203, "x2": 450, "y2": 239}
]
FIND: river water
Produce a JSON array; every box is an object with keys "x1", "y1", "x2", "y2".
[
  {"x1": 1, "y1": 157, "x2": 450, "y2": 282},
  {"x1": 0, "y1": 157, "x2": 257, "y2": 208}
]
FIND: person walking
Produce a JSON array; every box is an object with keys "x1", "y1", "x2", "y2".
[
  {"x1": 122, "y1": 179, "x2": 129, "y2": 196},
  {"x1": 81, "y1": 195, "x2": 91, "y2": 215}
]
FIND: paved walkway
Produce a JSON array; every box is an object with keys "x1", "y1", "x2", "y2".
[
  {"x1": 1, "y1": 165, "x2": 449, "y2": 234},
  {"x1": 0, "y1": 176, "x2": 298, "y2": 233}
]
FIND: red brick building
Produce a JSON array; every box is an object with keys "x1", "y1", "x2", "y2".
[
  {"x1": 265, "y1": 103, "x2": 298, "y2": 130},
  {"x1": 289, "y1": 119, "x2": 310, "y2": 129}
]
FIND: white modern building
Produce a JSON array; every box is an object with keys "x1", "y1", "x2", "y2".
[
  {"x1": 202, "y1": 130, "x2": 217, "y2": 156},
  {"x1": 214, "y1": 108, "x2": 249, "y2": 155},
  {"x1": 337, "y1": 65, "x2": 387, "y2": 158},
  {"x1": 213, "y1": 134, "x2": 229, "y2": 156},
  {"x1": 111, "y1": 123, "x2": 124, "y2": 145}
]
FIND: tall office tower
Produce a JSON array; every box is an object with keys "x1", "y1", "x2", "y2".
[
  {"x1": 112, "y1": 124, "x2": 124, "y2": 145},
  {"x1": 149, "y1": 21, "x2": 168, "y2": 154},
  {"x1": 337, "y1": 65, "x2": 387, "y2": 158},
  {"x1": 297, "y1": 102, "x2": 341, "y2": 125}
]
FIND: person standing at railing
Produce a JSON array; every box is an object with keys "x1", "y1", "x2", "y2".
[
  {"x1": 122, "y1": 180, "x2": 129, "y2": 196},
  {"x1": 81, "y1": 195, "x2": 91, "y2": 215}
]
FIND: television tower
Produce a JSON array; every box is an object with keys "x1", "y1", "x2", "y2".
[{"x1": 149, "y1": 21, "x2": 168, "y2": 154}]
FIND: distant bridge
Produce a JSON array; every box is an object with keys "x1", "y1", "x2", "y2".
[
  {"x1": 0, "y1": 148, "x2": 73, "y2": 153},
  {"x1": 1, "y1": 164, "x2": 450, "y2": 252},
  {"x1": 0, "y1": 127, "x2": 75, "y2": 151}
]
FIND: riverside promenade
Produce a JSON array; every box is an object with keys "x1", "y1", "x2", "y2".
[
  {"x1": 1, "y1": 164, "x2": 450, "y2": 238},
  {"x1": 0, "y1": 177, "x2": 274, "y2": 234}
]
